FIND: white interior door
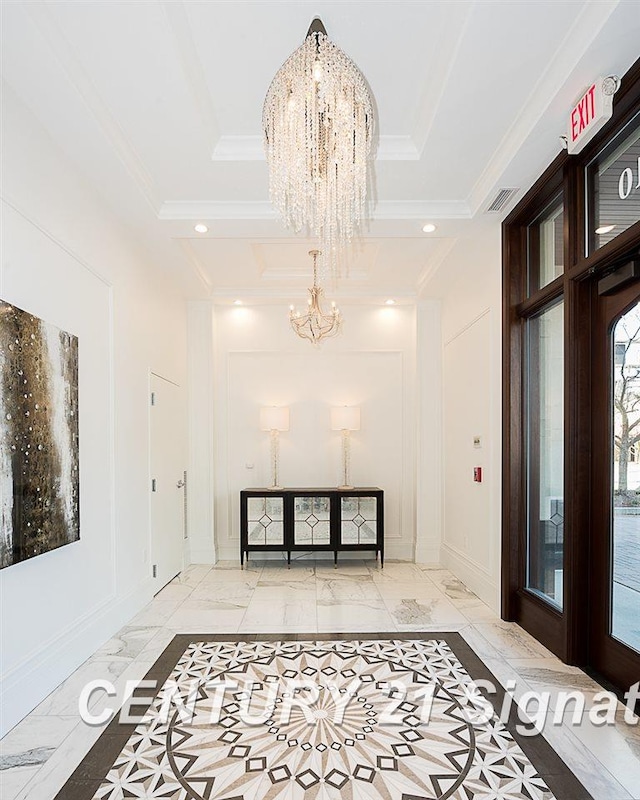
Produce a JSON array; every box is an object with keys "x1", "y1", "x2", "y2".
[{"x1": 150, "y1": 373, "x2": 184, "y2": 592}]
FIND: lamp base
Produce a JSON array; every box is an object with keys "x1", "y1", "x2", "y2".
[{"x1": 338, "y1": 484, "x2": 354, "y2": 491}]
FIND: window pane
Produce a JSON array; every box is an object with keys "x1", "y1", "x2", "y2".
[
  {"x1": 587, "y1": 113, "x2": 640, "y2": 254},
  {"x1": 528, "y1": 197, "x2": 564, "y2": 292},
  {"x1": 612, "y1": 303, "x2": 640, "y2": 653},
  {"x1": 526, "y1": 300, "x2": 564, "y2": 609}
]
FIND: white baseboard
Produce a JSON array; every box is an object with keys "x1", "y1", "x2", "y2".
[
  {"x1": 188, "y1": 546, "x2": 217, "y2": 564},
  {"x1": 414, "y1": 545, "x2": 441, "y2": 565},
  {"x1": 384, "y1": 541, "x2": 414, "y2": 561},
  {"x1": 0, "y1": 577, "x2": 154, "y2": 736},
  {"x1": 440, "y1": 543, "x2": 499, "y2": 611}
]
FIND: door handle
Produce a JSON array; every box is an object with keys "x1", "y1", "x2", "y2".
[{"x1": 176, "y1": 479, "x2": 185, "y2": 489}]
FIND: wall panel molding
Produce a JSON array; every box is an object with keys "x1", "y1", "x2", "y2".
[{"x1": 212, "y1": 336, "x2": 416, "y2": 562}]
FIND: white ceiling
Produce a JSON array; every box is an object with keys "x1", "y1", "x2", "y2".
[{"x1": 2, "y1": 0, "x2": 639, "y2": 300}]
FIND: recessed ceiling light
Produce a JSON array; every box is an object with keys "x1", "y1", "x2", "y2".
[
  {"x1": 385, "y1": 299, "x2": 396, "y2": 305},
  {"x1": 234, "y1": 299, "x2": 243, "y2": 305},
  {"x1": 595, "y1": 224, "x2": 615, "y2": 235},
  {"x1": 422, "y1": 223, "x2": 437, "y2": 233},
  {"x1": 194, "y1": 223, "x2": 208, "y2": 233}
]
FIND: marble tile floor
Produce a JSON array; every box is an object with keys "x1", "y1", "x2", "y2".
[{"x1": 1, "y1": 559, "x2": 639, "y2": 800}]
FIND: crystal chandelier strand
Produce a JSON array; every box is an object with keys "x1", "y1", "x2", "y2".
[{"x1": 263, "y1": 25, "x2": 373, "y2": 278}]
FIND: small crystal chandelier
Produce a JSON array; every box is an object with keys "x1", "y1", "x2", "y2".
[
  {"x1": 263, "y1": 18, "x2": 374, "y2": 277},
  {"x1": 290, "y1": 250, "x2": 341, "y2": 344}
]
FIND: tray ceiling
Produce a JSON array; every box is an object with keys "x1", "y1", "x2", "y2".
[{"x1": 1, "y1": 0, "x2": 639, "y2": 298}]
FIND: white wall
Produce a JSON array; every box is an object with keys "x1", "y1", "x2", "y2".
[
  {"x1": 188, "y1": 300, "x2": 433, "y2": 563},
  {"x1": 415, "y1": 298, "x2": 443, "y2": 565},
  {"x1": 186, "y1": 301, "x2": 216, "y2": 564},
  {"x1": 424, "y1": 221, "x2": 502, "y2": 610},
  {"x1": 0, "y1": 86, "x2": 187, "y2": 734}
]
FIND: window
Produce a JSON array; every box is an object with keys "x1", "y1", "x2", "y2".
[
  {"x1": 527, "y1": 195, "x2": 564, "y2": 293},
  {"x1": 525, "y1": 300, "x2": 564, "y2": 609},
  {"x1": 586, "y1": 112, "x2": 640, "y2": 254}
]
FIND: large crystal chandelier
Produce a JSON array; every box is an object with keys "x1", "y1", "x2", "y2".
[
  {"x1": 263, "y1": 18, "x2": 374, "y2": 277},
  {"x1": 290, "y1": 250, "x2": 341, "y2": 344}
]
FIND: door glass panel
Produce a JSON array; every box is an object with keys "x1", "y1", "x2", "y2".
[
  {"x1": 526, "y1": 300, "x2": 564, "y2": 609},
  {"x1": 247, "y1": 496, "x2": 284, "y2": 545},
  {"x1": 340, "y1": 496, "x2": 377, "y2": 545},
  {"x1": 528, "y1": 195, "x2": 564, "y2": 293},
  {"x1": 294, "y1": 496, "x2": 331, "y2": 545},
  {"x1": 612, "y1": 303, "x2": 640, "y2": 652}
]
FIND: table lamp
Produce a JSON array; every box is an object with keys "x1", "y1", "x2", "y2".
[
  {"x1": 260, "y1": 406, "x2": 290, "y2": 489},
  {"x1": 331, "y1": 406, "x2": 361, "y2": 489}
]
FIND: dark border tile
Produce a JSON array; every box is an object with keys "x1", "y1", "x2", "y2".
[{"x1": 54, "y1": 631, "x2": 594, "y2": 799}]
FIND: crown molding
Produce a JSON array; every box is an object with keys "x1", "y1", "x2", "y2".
[
  {"x1": 372, "y1": 201, "x2": 471, "y2": 220},
  {"x1": 209, "y1": 288, "x2": 418, "y2": 304},
  {"x1": 375, "y1": 136, "x2": 421, "y2": 161},
  {"x1": 410, "y1": 1, "x2": 473, "y2": 156},
  {"x1": 466, "y1": 0, "x2": 620, "y2": 216},
  {"x1": 25, "y1": 1, "x2": 161, "y2": 216},
  {"x1": 212, "y1": 135, "x2": 264, "y2": 161},
  {"x1": 211, "y1": 134, "x2": 421, "y2": 161},
  {"x1": 209, "y1": 6, "x2": 473, "y2": 165},
  {"x1": 160, "y1": 0, "x2": 219, "y2": 146},
  {"x1": 416, "y1": 238, "x2": 458, "y2": 295},
  {"x1": 250, "y1": 241, "x2": 373, "y2": 282},
  {"x1": 2, "y1": 196, "x2": 113, "y2": 288},
  {"x1": 159, "y1": 199, "x2": 471, "y2": 221},
  {"x1": 160, "y1": 201, "x2": 278, "y2": 220},
  {"x1": 177, "y1": 239, "x2": 213, "y2": 292}
]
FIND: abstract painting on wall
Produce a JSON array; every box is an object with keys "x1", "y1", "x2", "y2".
[{"x1": 0, "y1": 301, "x2": 79, "y2": 568}]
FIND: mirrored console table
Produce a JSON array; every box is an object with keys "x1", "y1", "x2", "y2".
[{"x1": 240, "y1": 487, "x2": 384, "y2": 568}]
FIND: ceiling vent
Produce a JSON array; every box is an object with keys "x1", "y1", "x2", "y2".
[{"x1": 486, "y1": 187, "x2": 519, "y2": 213}]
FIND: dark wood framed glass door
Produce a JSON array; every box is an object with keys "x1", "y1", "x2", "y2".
[
  {"x1": 591, "y1": 274, "x2": 640, "y2": 693},
  {"x1": 503, "y1": 58, "x2": 640, "y2": 688}
]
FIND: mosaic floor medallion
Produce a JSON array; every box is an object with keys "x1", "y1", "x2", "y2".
[{"x1": 57, "y1": 634, "x2": 593, "y2": 800}]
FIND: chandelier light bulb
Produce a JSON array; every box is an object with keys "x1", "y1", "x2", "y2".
[{"x1": 312, "y1": 60, "x2": 323, "y2": 82}]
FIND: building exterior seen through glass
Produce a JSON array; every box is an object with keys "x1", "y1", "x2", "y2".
[{"x1": 611, "y1": 302, "x2": 640, "y2": 653}]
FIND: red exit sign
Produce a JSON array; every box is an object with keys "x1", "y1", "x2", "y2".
[{"x1": 567, "y1": 77, "x2": 615, "y2": 155}]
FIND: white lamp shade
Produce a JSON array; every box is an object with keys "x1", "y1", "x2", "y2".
[
  {"x1": 260, "y1": 406, "x2": 290, "y2": 431},
  {"x1": 331, "y1": 406, "x2": 361, "y2": 431}
]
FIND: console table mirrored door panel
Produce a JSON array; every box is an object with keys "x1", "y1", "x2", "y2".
[
  {"x1": 245, "y1": 495, "x2": 284, "y2": 546},
  {"x1": 340, "y1": 494, "x2": 378, "y2": 546},
  {"x1": 240, "y1": 488, "x2": 383, "y2": 567},
  {"x1": 294, "y1": 494, "x2": 332, "y2": 547}
]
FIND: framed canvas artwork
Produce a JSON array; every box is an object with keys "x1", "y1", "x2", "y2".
[{"x1": 0, "y1": 300, "x2": 79, "y2": 568}]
